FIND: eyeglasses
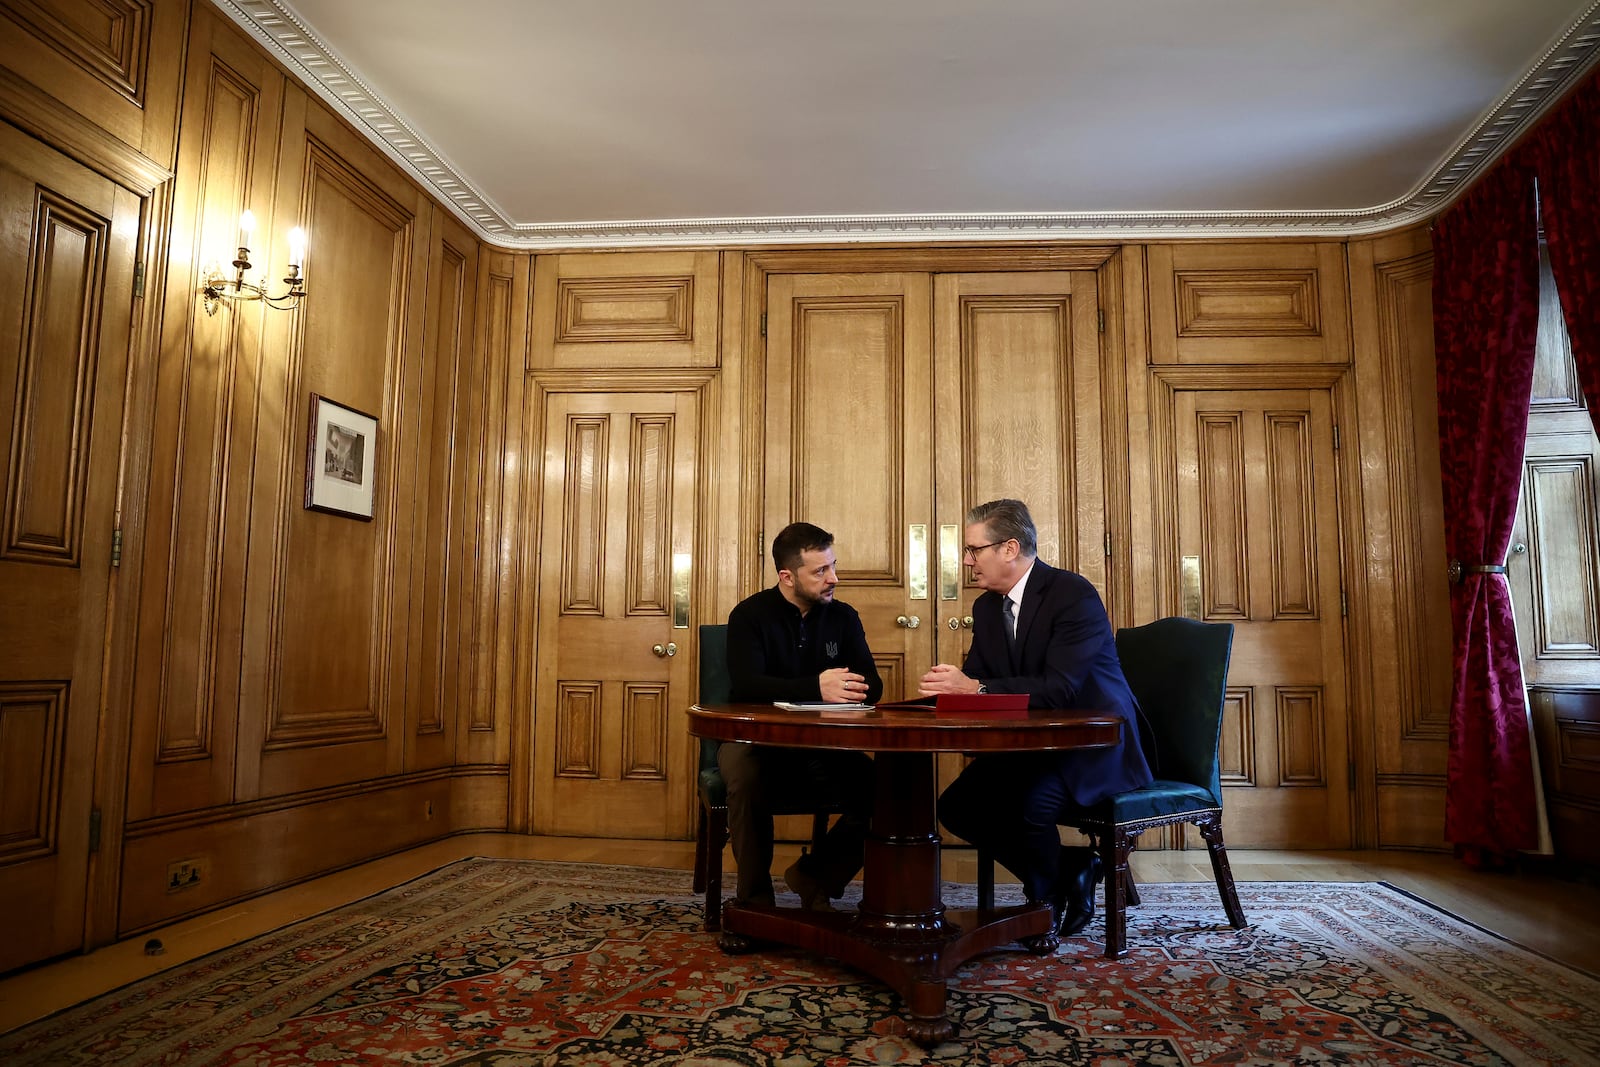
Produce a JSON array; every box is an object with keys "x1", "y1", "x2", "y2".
[{"x1": 962, "y1": 539, "x2": 1011, "y2": 558}]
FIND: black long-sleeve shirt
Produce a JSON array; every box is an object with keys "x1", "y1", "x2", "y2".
[{"x1": 726, "y1": 585, "x2": 884, "y2": 704}]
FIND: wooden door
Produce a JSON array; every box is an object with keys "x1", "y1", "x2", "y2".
[
  {"x1": 1174, "y1": 387, "x2": 1351, "y2": 847},
  {"x1": 929, "y1": 271, "x2": 1107, "y2": 795},
  {"x1": 766, "y1": 270, "x2": 1106, "y2": 807},
  {"x1": 0, "y1": 122, "x2": 140, "y2": 971},
  {"x1": 531, "y1": 389, "x2": 698, "y2": 838},
  {"x1": 930, "y1": 271, "x2": 1108, "y2": 651},
  {"x1": 763, "y1": 273, "x2": 934, "y2": 699}
]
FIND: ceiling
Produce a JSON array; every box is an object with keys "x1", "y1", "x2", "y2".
[{"x1": 214, "y1": 0, "x2": 1600, "y2": 250}]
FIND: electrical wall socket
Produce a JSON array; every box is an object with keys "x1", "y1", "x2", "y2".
[{"x1": 166, "y1": 857, "x2": 209, "y2": 893}]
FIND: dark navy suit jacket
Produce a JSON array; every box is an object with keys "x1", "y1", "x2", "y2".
[{"x1": 962, "y1": 560, "x2": 1153, "y2": 807}]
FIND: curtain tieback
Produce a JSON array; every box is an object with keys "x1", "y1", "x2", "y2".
[{"x1": 1447, "y1": 560, "x2": 1508, "y2": 583}]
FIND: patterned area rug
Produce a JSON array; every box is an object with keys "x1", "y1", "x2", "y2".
[{"x1": 2, "y1": 859, "x2": 1595, "y2": 1065}]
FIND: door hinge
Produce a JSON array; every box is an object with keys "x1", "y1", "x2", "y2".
[
  {"x1": 1332, "y1": 425, "x2": 1340, "y2": 450},
  {"x1": 1340, "y1": 589, "x2": 1347, "y2": 617},
  {"x1": 1097, "y1": 308, "x2": 1105, "y2": 333},
  {"x1": 111, "y1": 528, "x2": 123, "y2": 568},
  {"x1": 132, "y1": 261, "x2": 145, "y2": 299},
  {"x1": 1104, "y1": 530, "x2": 1113, "y2": 557},
  {"x1": 89, "y1": 808, "x2": 102, "y2": 853},
  {"x1": 760, "y1": 312, "x2": 767, "y2": 338}
]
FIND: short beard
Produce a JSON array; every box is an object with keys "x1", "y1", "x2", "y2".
[{"x1": 795, "y1": 586, "x2": 832, "y2": 612}]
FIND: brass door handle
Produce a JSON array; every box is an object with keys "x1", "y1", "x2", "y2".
[
  {"x1": 652, "y1": 642, "x2": 677, "y2": 657},
  {"x1": 896, "y1": 615, "x2": 921, "y2": 629},
  {"x1": 946, "y1": 616, "x2": 973, "y2": 631},
  {"x1": 1181, "y1": 555, "x2": 1202, "y2": 619}
]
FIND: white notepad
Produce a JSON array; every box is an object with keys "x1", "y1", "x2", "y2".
[{"x1": 773, "y1": 701, "x2": 875, "y2": 712}]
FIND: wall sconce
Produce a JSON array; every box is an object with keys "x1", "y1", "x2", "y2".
[{"x1": 200, "y1": 210, "x2": 307, "y2": 315}]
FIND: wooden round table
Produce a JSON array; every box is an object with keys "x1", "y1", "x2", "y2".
[{"x1": 688, "y1": 702, "x2": 1121, "y2": 1046}]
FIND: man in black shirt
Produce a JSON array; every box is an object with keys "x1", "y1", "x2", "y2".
[{"x1": 722, "y1": 522, "x2": 883, "y2": 910}]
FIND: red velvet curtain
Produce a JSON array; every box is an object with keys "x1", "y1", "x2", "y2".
[
  {"x1": 1432, "y1": 157, "x2": 1541, "y2": 857},
  {"x1": 1534, "y1": 71, "x2": 1600, "y2": 437}
]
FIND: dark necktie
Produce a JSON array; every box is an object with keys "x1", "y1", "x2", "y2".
[{"x1": 1003, "y1": 597, "x2": 1017, "y2": 654}]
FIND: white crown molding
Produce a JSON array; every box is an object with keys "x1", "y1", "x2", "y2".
[{"x1": 213, "y1": 0, "x2": 1600, "y2": 251}]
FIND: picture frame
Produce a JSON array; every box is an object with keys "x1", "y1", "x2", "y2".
[{"x1": 304, "y1": 393, "x2": 378, "y2": 520}]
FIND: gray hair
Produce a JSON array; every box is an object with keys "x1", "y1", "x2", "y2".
[{"x1": 966, "y1": 499, "x2": 1038, "y2": 557}]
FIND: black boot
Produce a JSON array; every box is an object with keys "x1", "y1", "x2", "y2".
[{"x1": 1057, "y1": 848, "x2": 1103, "y2": 937}]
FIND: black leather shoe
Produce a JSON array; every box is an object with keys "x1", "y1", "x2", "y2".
[{"x1": 1057, "y1": 851, "x2": 1103, "y2": 937}]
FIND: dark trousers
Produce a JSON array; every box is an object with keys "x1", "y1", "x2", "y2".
[
  {"x1": 716, "y1": 741, "x2": 874, "y2": 904},
  {"x1": 938, "y1": 752, "x2": 1080, "y2": 902}
]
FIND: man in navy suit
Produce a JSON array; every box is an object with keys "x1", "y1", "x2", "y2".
[{"x1": 919, "y1": 498, "x2": 1151, "y2": 947}]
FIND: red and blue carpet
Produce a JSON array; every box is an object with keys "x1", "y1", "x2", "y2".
[{"x1": 2, "y1": 858, "x2": 1595, "y2": 1065}]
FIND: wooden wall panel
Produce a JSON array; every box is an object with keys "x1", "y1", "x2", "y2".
[
  {"x1": 118, "y1": 773, "x2": 458, "y2": 932},
  {"x1": 406, "y1": 213, "x2": 480, "y2": 771},
  {"x1": 128, "y1": 12, "x2": 285, "y2": 819},
  {"x1": 462, "y1": 252, "x2": 520, "y2": 766},
  {"x1": 0, "y1": 0, "x2": 185, "y2": 174},
  {"x1": 1148, "y1": 243, "x2": 1350, "y2": 365},
  {"x1": 119, "y1": 6, "x2": 499, "y2": 935},
  {"x1": 239, "y1": 91, "x2": 433, "y2": 799},
  {"x1": 530, "y1": 250, "x2": 720, "y2": 369},
  {"x1": 1347, "y1": 227, "x2": 1449, "y2": 848}
]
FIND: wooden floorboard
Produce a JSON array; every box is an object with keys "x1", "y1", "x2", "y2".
[{"x1": 2, "y1": 834, "x2": 1596, "y2": 1035}]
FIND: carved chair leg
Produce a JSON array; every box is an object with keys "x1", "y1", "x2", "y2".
[
  {"x1": 704, "y1": 806, "x2": 728, "y2": 932},
  {"x1": 1102, "y1": 828, "x2": 1136, "y2": 958},
  {"x1": 1195, "y1": 812, "x2": 1247, "y2": 929}
]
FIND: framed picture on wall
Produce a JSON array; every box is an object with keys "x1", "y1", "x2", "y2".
[{"x1": 304, "y1": 393, "x2": 378, "y2": 520}]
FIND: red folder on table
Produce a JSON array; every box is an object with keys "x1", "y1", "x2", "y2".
[{"x1": 876, "y1": 692, "x2": 1030, "y2": 714}]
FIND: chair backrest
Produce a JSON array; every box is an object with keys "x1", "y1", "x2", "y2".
[
  {"x1": 1114, "y1": 617, "x2": 1233, "y2": 800},
  {"x1": 698, "y1": 624, "x2": 731, "y2": 774}
]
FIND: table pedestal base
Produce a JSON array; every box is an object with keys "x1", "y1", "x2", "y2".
[
  {"x1": 717, "y1": 750, "x2": 1053, "y2": 1045},
  {"x1": 720, "y1": 901, "x2": 1051, "y2": 1045}
]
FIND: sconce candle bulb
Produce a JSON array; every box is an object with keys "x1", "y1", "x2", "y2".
[{"x1": 202, "y1": 212, "x2": 308, "y2": 315}]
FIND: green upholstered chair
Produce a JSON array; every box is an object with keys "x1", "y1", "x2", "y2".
[
  {"x1": 975, "y1": 616, "x2": 1247, "y2": 957},
  {"x1": 693, "y1": 623, "x2": 832, "y2": 932}
]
